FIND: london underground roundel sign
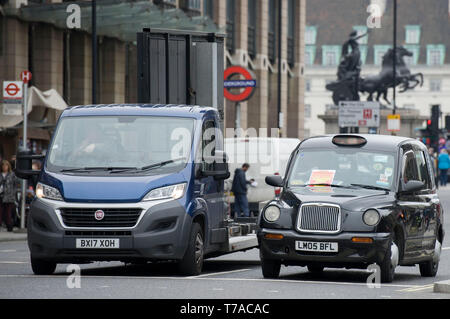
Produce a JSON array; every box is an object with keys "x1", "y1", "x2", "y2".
[{"x1": 223, "y1": 66, "x2": 257, "y2": 102}]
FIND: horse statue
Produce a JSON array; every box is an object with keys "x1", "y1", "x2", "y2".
[
  {"x1": 359, "y1": 47, "x2": 423, "y2": 104},
  {"x1": 325, "y1": 31, "x2": 424, "y2": 106}
]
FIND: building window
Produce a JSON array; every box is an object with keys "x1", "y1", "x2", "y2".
[
  {"x1": 304, "y1": 104, "x2": 311, "y2": 118},
  {"x1": 0, "y1": 14, "x2": 3, "y2": 56},
  {"x1": 403, "y1": 104, "x2": 415, "y2": 109},
  {"x1": 305, "y1": 46, "x2": 316, "y2": 66},
  {"x1": 303, "y1": 129, "x2": 310, "y2": 138},
  {"x1": 430, "y1": 79, "x2": 442, "y2": 92},
  {"x1": 405, "y1": 25, "x2": 421, "y2": 44},
  {"x1": 427, "y1": 45, "x2": 445, "y2": 66},
  {"x1": 247, "y1": 0, "x2": 257, "y2": 59},
  {"x1": 322, "y1": 45, "x2": 340, "y2": 66},
  {"x1": 186, "y1": 0, "x2": 201, "y2": 10},
  {"x1": 305, "y1": 79, "x2": 311, "y2": 92},
  {"x1": 374, "y1": 45, "x2": 390, "y2": 65},
  {"x1": 226, "y1": 0, "x2": 236, "y2": 54},
  {"x1": 359, "y1": 45, "x2": 368, "y2": 64},
  {"x1": 353, "y1": 25, "x2": 368, "y2": 44},
  {"x1": 287, "y1": 0, "x2": 295, "y2": 67},
  {"x1": 403, "y1": 44, "x2": 420, "y2": 65},
  {"x1": 268, "y1": 0, "x2": 277, "y2": 63},
  {"x1": 203, "y1": 0, "x2": 213, "y2": 18},
  {"x1": 305, "y1": 26, "x2": 317, "y2": 45}
]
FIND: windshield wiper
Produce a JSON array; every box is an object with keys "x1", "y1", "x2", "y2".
[
  {"x1": 61, "y1": 167, "x2": 137, "y2": 173},
  {"x1": 306, "y1": 184, "x2": 354, "y2": 189},
  {"x1": 350, "y1": 184, "x2": 390, "y2": 192},
  {"x1": 140, "y1": 157, "x2": 187, "y2": 172}
]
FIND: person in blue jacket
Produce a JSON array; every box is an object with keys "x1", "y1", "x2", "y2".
[
  {"x1": 231, "y1": 163, "x2": 254, "y2": 218},
  {"x1": 438, "y1": 149, "x2": 450, "y2": 186}
]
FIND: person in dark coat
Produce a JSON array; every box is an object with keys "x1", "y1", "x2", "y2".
[
  {"x1": 0, "y1": 160, "x2": 18, "y2": 232},
  {"x1": 231, "y1": 163, "x2": 254, "y2": 218}
]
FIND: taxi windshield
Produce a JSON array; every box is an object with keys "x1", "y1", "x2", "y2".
[{"x1": 287, "y1": 148, "x2": 396, "y2": 191}]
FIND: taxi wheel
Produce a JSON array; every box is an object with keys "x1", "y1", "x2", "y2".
[
  {"x1": 419, "y1": 239, "x2": 441, "y2": 277},
  {"x1": 378, "y1": 237, "x2": 399, "y2": 283},
  {"x1": 178, "y1": 222, "x2": 204, "y2": 276},
  {"x1": 307, "y1": 265, "x2": 324, "y2": 273},
  {"x1": 31, "y1": 257, "x2": 57, "y2": 275},
  {"x1": 261, "y1": 259, "x2": 281, "y2": 279}
]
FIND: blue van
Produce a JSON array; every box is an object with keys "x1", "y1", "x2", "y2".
[{"x1": 15, "y1": 104, "x2": 258, "y2": 275}]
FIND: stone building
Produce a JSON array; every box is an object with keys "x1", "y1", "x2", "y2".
[
  {"x1": 304, "y1": 0, "x2": 450, "y2": 138},
  {"x1": 0, "y1": 0, "x2": 307, "y2": 161}
]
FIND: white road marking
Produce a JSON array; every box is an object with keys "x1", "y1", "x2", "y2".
[
  {"x1": 0, "y1": 261, "x2": 27, "y2": 264},
  {"x1": 212, "y1": 288, "x2": 224, "y2": 291},
  {"x1": 267, "y1": 290, "x2": 280, "y2": 293},
  {"x1": 442, "y1": 247, "x2": 450, "y2": 251},
  {"x1": 0, "y1": 274, "x2": 418, "y2": 289},
  {"x1": 0, "y1": 250, "x2": 17, "y2": 253},
  {"x1": 186, "y1": 268, "x2": 251, "y2": 278}
]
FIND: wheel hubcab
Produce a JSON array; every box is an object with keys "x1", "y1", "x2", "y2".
[
  {"x1": 390, "y1": 242, "x2": 399, "y2": 269},
  {"x1": 433, "y1": 240, "x2": 442, "y2": 264},
  {"x1": 195, "y1": 233, "x2": 204, "y2": 264}
]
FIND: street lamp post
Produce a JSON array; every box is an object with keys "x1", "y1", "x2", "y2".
[
  {"x1": 392, "y1": 0, "x2": 397, "y2": 115},
  {"x1": 92, "y1": 0, "x2": 97, "y2": 104}
]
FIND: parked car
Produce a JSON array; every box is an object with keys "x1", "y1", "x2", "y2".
[{"x1": 259, "y1": 134, "x2": 444, "y2": 283}]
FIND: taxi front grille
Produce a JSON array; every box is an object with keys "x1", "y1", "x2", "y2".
[
  {"x1": 60, "y1": 208, "x2": 142, "y2": 228},
  {"x1": 297, "y1": 204, "x2": 341, "y2": 233}
]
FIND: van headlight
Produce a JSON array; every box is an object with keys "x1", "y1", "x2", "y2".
[
  {"x1": 363, "y1": 209, "x2": 380, "y2": 226},
  {"x1": 36, "y1": 183, "x2": 63, "y2": 201},
  {"x1": 142, "y1": 183, "x2": 187, "y2": 201},
  {"x1": 264, "y1": 205, "x2": 281, "y2": 222}
]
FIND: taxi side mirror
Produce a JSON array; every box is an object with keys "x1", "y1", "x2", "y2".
[
  {"x1": 400, "y1": 180, "x2": 425, "y2": 194},
  {"x1": 265, "y1": 175, "x2": 283, "y2": 187}
]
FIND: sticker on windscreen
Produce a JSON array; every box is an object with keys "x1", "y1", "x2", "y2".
[
  {"x1": 308, "y1": 170, "x2": 336, "y2": 185},
  {"x1": 384, "y1": 167, "x2": 393, "y2": 177},
  {"x1": 373, "y1": 163, "x2": 383, "y2": 171},
  {"x1": 374, "y1": 155, "x2": 388, "y2": 163},
  {"x1": 376, "y1": 174, "x2": 390, "y2": 187}
]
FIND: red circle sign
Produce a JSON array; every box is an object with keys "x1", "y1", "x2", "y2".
[
  {"x1": 20, "y1": 70, "x2": 32, "y2": 84},
  {"x1": 223, "y1": 66, "x2": 256, "y2": 102},
  {"x1": 5, "y1": 83, "x2": 20, "y2": 96}
]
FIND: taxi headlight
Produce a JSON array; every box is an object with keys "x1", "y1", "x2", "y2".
[
  {"x1": 142, "y1": 183, "x2": 186, "y2": 201},
  {"x1": 264, "y1": 205, "x2": 281, "y2": 222},
  {"x1": 36, "y1": 183, "x2": 63, "y2": 201},
  {"x1": 363, "y1": 209, "x2": 380, "y2": 226}
]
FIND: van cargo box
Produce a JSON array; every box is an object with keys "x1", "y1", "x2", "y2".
[{"x1": 137, "y1": 28, "x2": 225, "y2": 116}]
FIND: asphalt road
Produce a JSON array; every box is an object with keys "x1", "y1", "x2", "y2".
[{"x1": 2, "y1": 189, "x2": 450, "y2": 299}]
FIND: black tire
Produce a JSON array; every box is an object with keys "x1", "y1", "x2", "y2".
[
  {"x1": 261, "y1": 259, "x2": 281, "y2": 279},
  {"x1": 378, "y1": 237, "x2": 397, "y2": 283},
  {"x1": 307, "y1": 265, "x2": 324, "y2": 273},
  {"x1": 31, "y1": 257, "x2": 57, "y2": 275},
  {"x1": 178, "y1": 222, "x2": 204, "y2": 276},
  {"x1": 419, "y1": 240, "x2": 441, "y2": 277}
]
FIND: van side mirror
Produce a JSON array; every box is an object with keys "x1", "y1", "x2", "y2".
[
  {"x1": 400, "y1": 180, "x2": 425, "y2": 194},
  {"x1": 265, "y1": 175, "x2": 284, "y2": 187},
  {"x1": 201, "y1": 151, "x2": 230, "y2": 180},
  {"x1": 14, "y1": 150, "x2": 44, "y2": 180}
]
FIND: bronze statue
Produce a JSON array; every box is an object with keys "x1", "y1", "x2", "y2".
[{"x1": 326, "y1": 31, "x2": 423, "y2": 106}]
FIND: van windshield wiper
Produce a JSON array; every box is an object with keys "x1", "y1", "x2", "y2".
[
  {"x1": 140, "y1": 157, "x2": 187, "y2": 172},
  {"x1": 350, "y1": 184, "x2": 390, "y2": 192},
  {"x1": 61, "y1": 167, "x2": 137, "y2": 173}
]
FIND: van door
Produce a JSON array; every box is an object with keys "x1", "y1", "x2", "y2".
[
  {"x1": 195, "y1": 118, "x2": 226, "y2": 247},
  {"x1": 398, "y1": 145, "x2": 430, "y2": 260}
]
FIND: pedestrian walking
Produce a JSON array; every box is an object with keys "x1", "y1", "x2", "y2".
[
  {"x1": 438, "y1": 149, "x2": 450, "y2": 187},
  {"x1": 231, "y1": 163, "x2": 254, "y2": 218},
  {"x1": 0, "y1": 160, "x2": 18, "y2": 232}
]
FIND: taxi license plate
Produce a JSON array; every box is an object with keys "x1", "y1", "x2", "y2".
[
  {"x1": 76, "y1": 239, "x2": 120, "y2": 249},
  {"x1": 295, "y1": 241, "x2": 338, "y2": 253}
]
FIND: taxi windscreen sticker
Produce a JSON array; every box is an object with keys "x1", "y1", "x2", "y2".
[
  {"x1": 308, "y1": 170, "x2": 336, "y2": 185},
  {"x1": 376, "y1": 174, "x2": 390, "y2": 187}
]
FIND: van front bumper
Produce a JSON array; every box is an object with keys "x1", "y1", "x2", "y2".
[
  {"x1": 258, "y1": 228, "x2": 391, "y2": 268},
  {"x1": 27, "y1": 197, "x2": 192, "y2": 263}
]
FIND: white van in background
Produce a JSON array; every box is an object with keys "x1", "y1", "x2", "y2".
[{"x1": 224, "y1": 137, "x2": 300, "y2": 216}]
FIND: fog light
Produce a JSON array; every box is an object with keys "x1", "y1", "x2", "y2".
[
  {"x1": 264, "y1": 233, "x2": 284, "y2": 240},
  {"x1": 351, "y1": 237, "x2": 373, "y2": 243}
]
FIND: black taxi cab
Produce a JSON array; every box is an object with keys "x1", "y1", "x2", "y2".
[{"x1": 258, "y1": 134, "x2": 444, "y2": 283}]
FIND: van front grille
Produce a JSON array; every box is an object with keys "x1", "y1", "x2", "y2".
[{"x1": 60, "y1": 208, "x2": 142, "y2": 228}]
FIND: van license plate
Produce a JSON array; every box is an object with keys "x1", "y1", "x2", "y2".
[
  {"x1": 76, "y1": 239, "x2": 120, "y2": 249},
  {"x1": 295, "y1": 241, "x2": 338, "y2": 253}
]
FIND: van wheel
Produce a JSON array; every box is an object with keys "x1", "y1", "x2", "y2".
[
  {"x1": 31, "y1": 257, "x2": 57, "y2": 275},
  {"x1": 261, "y1": 259, "x2": 281, "y2": 279},
  {"x1": 378, "y1": 237, "x2": 399, "y2": 283},
  {"x1": 307, "y1": 265, "x2": 324, "y2": 273},
  {"x1": 419, "y1": 239, "x2": 441, "y2": 277},
  {"x1": 178, "y1": 223, "x2": 204, "y2": 276}
]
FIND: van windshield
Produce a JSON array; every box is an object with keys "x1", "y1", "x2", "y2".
[
  {"x1": 47, "y1": 116, "x2": 194, "y2": 174},
  {"x1": 287, "y1": 148, "x2": 396, "y2": 191}
]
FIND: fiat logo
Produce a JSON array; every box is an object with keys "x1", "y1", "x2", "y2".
[{"x1": 94, "y1": 210, "x2": 105, "y2": 221}]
